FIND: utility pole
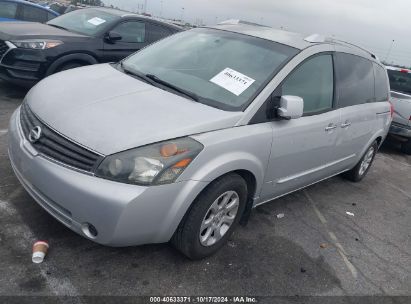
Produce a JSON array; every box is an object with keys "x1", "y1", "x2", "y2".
[
  {"x1": 181, "y1": 7, "x2": 185, "y2": 22},
  {"x1": 385, "y1": 39, "x2": 395, "y2": 62}
]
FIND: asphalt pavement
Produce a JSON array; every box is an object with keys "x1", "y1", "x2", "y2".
[{"x1": 0, "y1": 80, "x2": 410, "y2": 303}]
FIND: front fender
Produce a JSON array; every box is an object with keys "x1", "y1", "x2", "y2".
[{"x1": 180, "y1": 124, "x2": 273, "y2": 199}]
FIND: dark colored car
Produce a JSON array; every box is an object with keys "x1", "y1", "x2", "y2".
[
  {"x1": 0, "y1": 7, "x2": 182, "y2": 86},
  {"x1": 0, "y1": 0, "x2": 58, "y2": 22}
]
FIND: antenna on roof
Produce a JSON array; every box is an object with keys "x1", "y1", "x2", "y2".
[
  {"x1": 218, "y1": 19, "x2": 269, "y2": 27},
  {"x1": 218, "y1": 19, "x2": 240, "y2": 25},
  {"x1": 304, "y1": 34, "x2": 331, "y2": 43}
]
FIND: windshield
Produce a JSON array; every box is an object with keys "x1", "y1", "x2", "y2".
[
  {"x1": 122, "y1": 28, "x2": 298, "y2": 111},
  {"x1": 47, "y1": 9, "x2": 119, "y2": 36},
  {"x1": 388, "y1": 69, "x2": 411, "y2": 95}
]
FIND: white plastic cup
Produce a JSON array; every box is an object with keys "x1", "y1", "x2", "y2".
[{"x1": 32, "y1": 241, "x2": 49, "y2": 264}]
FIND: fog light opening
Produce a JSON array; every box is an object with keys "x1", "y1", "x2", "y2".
[{"x1": 81, "y1": 223, "x2": 98, "y2": 239}]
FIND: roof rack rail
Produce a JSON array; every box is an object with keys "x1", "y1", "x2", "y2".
[
  {"x1": 304, "y1": 34, "x2": 379, "y2": 60},
  {"x1": 332, "y1": 38, "x2": 378, "y2": 60}
]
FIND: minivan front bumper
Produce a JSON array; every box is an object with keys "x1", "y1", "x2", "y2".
[{"x1": 8, "y1": 108, "x2": 207, "y2": 246}]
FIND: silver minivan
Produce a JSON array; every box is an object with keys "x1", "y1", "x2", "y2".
[{"x1": 8, "y1": 21, "x2": 392, "y2": 259}]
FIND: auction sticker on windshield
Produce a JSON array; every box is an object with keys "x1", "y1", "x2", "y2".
[
  {"x1": 87, "y1": 17, "x2": 106, "y2": 26},
  {"x1": 210, "y1": 68, "x2": 255, "y2": 96}
]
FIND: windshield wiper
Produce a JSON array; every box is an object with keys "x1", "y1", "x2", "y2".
[
  {"x1": 120, "y1": 62, "x2": 157, "y2": 86},
  {"x1": 145, "y1": 74, "x2": 199, "y2": 102}
]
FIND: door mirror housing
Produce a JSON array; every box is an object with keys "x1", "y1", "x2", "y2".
[
  {"x1": 105, "y1": 31, "x2": 122, "y2": 43},
  {"x1": 277, "y1": 95, "x2": 304, "y2": 120}
]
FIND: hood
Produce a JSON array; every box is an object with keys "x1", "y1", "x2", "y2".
[
  {"x1": 26, "y1": 64, "x2": 243, "y2": 155},
  {"x1": 0, "y1": 22, "x2": 87, "y2": 40}
]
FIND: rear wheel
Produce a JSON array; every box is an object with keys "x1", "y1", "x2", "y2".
[
  {"x1": 343, "y1": 141, "x2": 378, "y2": 182},
  {"x1": 400, "y1": 139, "x2": 411, "y2": 155},
  {"x1": 171, "y1": 173, "x2": 247, "y2": 260}
]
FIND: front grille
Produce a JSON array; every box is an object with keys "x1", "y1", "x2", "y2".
[
  {"x1": 20, "y1": 102, "x2": 103, "y2": 172},
  {"x1": 0, "y1": 40, "x2": 9, "y2": 58}
]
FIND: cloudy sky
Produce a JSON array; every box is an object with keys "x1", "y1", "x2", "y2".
[{"x1": 103, "y1": 0, "x2": 411, "y2": 67}]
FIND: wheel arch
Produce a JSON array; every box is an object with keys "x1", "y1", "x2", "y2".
[
  {"x1": 165, "y1": 168, "x2": 259, "y2": 242},
  {"x1": 46, "y1": 53, "x2": 99, "y2": 76}
]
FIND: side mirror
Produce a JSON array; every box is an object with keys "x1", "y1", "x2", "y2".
[
  {"x1": 277, "y1": 95, "x2": 304, "y2": 120},
  {"x1": 105, "y1": 31, "x2": 122, "y2": 43}
]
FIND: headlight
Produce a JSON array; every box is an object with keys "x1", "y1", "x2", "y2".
[
  {"x1": 95, "y1": 137, "x2": 203, "y2": 185},
  {"x1": 10, "y1": 40, "x2": 63, "y2": 50}
]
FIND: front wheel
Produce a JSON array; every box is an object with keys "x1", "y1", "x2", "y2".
[
  {"x1": 171, "y1": 173, "x2": 247, "y2": 260},
  {"x1": 342, "y1": 141, "x2": 378, "y2": 182}
]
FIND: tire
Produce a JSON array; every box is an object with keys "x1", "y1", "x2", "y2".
[
  {"x1": 400, "y1": 139, "x2": 411, "y2": 155},
  {"x1": 56, "y1": 62, "x2": 86, "y2": 73},
  {"x1": 342, "y1": 141, "x2": 378, "y2": 182},
  {"x1": 171, "y1": 173, "x2": 247, "y2": 260}
]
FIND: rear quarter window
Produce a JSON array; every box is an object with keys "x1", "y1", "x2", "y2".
[
  {"x1": 335, "y1": 53, "x2": 375, "y2": 107},
  {"x1": 373, "y1": 64, "x2": 389, "y2": 102}
]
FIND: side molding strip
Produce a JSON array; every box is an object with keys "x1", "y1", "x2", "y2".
[{"x1": 276, "y1": 154, "x2": 356, "y2": 184}]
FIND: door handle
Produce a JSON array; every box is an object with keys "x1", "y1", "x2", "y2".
[
  {"x1": 325, "y1": 124, "x2": 338, "y2": 132},
  {"x1": 341, "y1": 121, "x2": 352, "y2": 128}
]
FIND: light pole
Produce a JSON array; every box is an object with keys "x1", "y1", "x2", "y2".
[
  {"x1": 385, "y1": 39, "x2": 395, "y2": 62},
  {"x1": 181, "y1": 7, "x2": 185, "y2": 22}
]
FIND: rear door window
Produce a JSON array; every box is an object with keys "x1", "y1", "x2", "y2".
[
  {"x1": 281, "y1": 54, "x2": 334, "y2": 114},
  {"x1": 0, "y1": 1, "x2": 17, "y2": 19},
  {"x1": 147, "y1": 23, "x2": 172, "y2": 42},
  {"x1": 335, "y1": 53, "x2": 375, "y2": 107},
  {"x1": 20, "y1": 4, "x2": 48, "y2": 22},
  {"x1": 112, "y1": 21, "x2": 146, "y2": 43},
  {"x1": 373, "y1": 64, "x2": 389, "y2": 102},
  {"x1": 47, "y1": 12, "x2": 57, "y2": 21}
]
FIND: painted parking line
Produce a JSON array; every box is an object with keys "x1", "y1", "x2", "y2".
[
  {"x1": 304, "y1": 190, "x2": 358, "y2": 279},
  {"x1": 0, "y1": 129, "x2": 8, "y2": 136},
  {"x1": 377, "y1": 154, "x2": 411, "y2": 168},
  {"x1": 384, "y1": 182, "x2": 411, "y2": 200}
]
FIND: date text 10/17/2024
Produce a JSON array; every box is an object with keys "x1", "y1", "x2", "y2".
[{"x1": 149, "y1": 296, "x2": 258, "y2": 303}]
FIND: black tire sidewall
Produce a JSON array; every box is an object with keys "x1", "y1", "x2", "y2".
[
  {"x1": 57, "y1": 62, "x2": 84, "y2": 72},
  {"x1": 180, "y1": 174, "x2": 247, "y2": 259},
  {"x1": 353, "y1": 141, "x2": 378, "y2": 181}
]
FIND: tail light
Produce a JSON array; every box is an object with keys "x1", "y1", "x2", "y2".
[{"x1": 389, "y1": 102, "x2": 394, "y2": 118}]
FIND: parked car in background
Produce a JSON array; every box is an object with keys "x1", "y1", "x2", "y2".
[
  {"x1": 8, "y1": 22, "x2": 391, "y2": 259},
  {"x1": 0, "y1": 0, "x2": 58, "y2": 22},
  {"x1": 387, "y1": 66, "x2": 411, "y2": 154},
  {"x1": 0, "y1": 7, "x2": 181, "y2": 86}
]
